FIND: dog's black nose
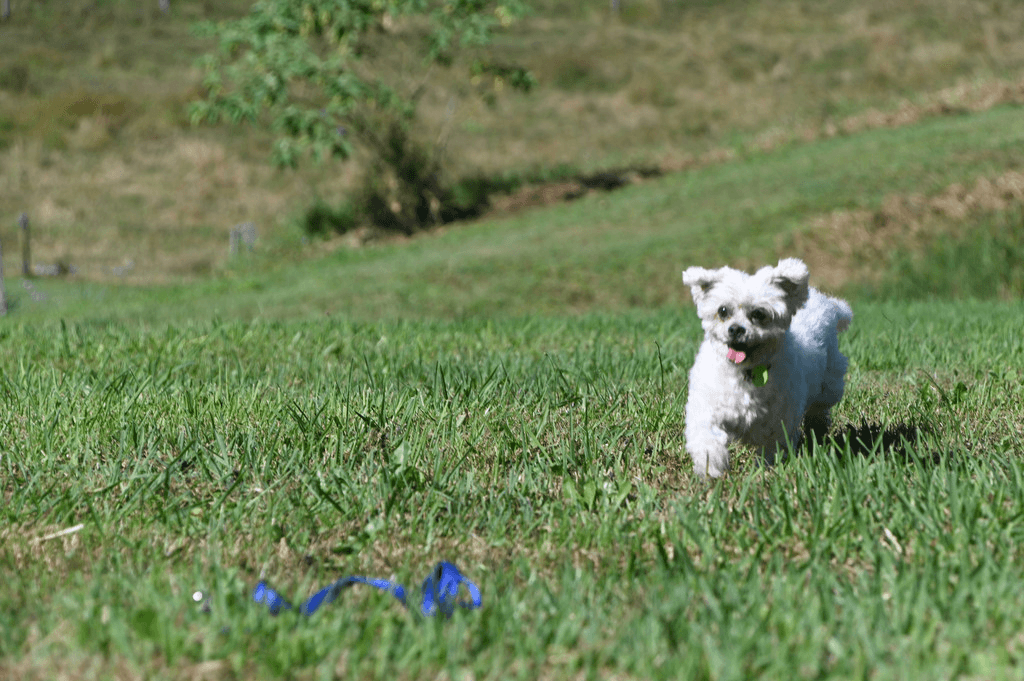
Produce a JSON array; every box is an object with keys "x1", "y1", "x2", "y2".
[{"x1": 728, "y1": 324, "x2": 745, "y2": 340}]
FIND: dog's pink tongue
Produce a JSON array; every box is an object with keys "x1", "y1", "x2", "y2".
[{"x1": 727, "y1": 348, "x2": 746, "y2": 364}]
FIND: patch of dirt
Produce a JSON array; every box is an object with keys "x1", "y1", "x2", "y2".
[
  {"x1": 833, "y1": 78, "x2": 1024, "y2": 136},
  {"x1": 792, "y1": 169, "x2": 1024, "y2": 290},
  {"x1": 487, "y1": 167, "x2": 662, "y2": 216}
]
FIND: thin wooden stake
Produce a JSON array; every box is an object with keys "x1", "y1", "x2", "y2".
[
  {"x1": 0, "y1": 237, "x2": 7, "y2": 316},
  {"x1": 18, "y1": 212, "x2": 30, "y2": 277}
]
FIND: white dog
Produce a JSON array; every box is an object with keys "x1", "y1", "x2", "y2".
[{"x1": 681, "y1": 258, "x2": 852, "y2": 478}]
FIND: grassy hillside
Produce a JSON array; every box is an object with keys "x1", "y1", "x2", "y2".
[
  {"x1": 1, "y1": 0, "x2": 1024, "y2": 292},
  {"x1": 4, "y1": 100, "x2": 1022, "y2": 323},
  {"x1": 2, "y1": 303, "x2": 1023, "y2": 680}
]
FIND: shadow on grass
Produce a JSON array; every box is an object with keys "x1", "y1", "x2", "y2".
[{"x1": 822, "y1": 419, "x2": 944, "y2": 465}]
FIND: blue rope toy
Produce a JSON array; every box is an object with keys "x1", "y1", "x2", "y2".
[{"x1": 252, "y1": 561, "x2": 482, "y2": 618}]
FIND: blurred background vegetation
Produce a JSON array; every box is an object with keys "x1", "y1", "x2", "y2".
[{"x1": 0, "y1": 0, "x2": 1022, "y2": 307}]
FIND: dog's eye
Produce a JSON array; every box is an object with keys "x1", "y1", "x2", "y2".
[
  {"x1": 717, "y1": 306, "x2": 730, "y2": 319},
  {"x1": 749, "y1": 309, "x2": 769, "y2": 325}
]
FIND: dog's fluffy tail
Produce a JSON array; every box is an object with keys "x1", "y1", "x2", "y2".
[{"x1": 832, "y1": 297, "x2": 853, "y2": 333}]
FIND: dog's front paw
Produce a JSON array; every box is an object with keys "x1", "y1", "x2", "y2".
[{"x1": 687, "y1": 443, "x2": 730, "y2": 479}]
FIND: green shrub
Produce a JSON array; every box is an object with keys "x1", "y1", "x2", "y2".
[
  {"x1": 0, "y1": 116, "x2": 15, "y2": 150},
  {"x1": 301, "y1": 198, "x2": 357, "y2": 237},
  {"x1": 355, "y1": 122, "x2": 496, "y2": 233},
  {"x1": 0, "y1": 63, "x2": 30, "y2": 94}
]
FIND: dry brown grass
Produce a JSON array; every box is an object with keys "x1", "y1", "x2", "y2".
[
  {"x1": 442, "y1": 0, "x2": 1024, "y2": 170},
  {"x1": 0, "y1": 132, "x2": 360, "y2": 282}
]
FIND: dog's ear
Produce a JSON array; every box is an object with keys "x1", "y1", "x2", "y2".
[
  {"x1": 682, "y1": 266, "x2": 722, "y2": 304},
  {"x1": 771, "y1": 258, "x2": 809, "y2": 311}
]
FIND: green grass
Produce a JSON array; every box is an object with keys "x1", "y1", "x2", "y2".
[
  {"x1": 2, "y1": 303, "x2": 1023, "y2": 679},
  {"x1": 2, "y1": 4, "x2": 1024, "y2": 679},
  {"x1": 872, "y1": 207, "x2": 1024, "y2": 300}
]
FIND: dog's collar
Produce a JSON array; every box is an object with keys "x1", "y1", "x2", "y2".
[{"x1": 744, "y1": 364, "x2": 770, "y2": 387}]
